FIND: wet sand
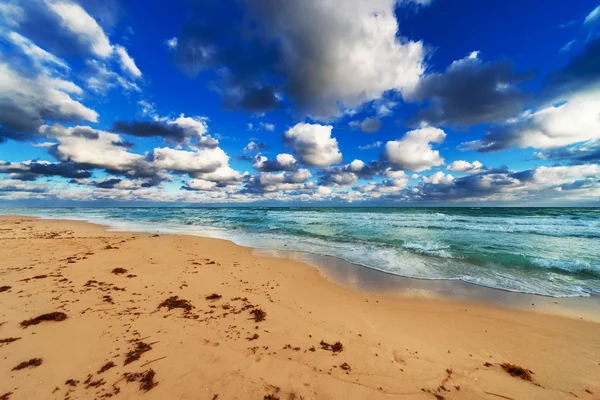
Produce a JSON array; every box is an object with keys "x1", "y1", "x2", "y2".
[{"x1": 0, "y1": 215, "x2": 599, "y2": 399}]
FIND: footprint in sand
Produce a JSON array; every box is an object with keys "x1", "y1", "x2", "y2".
[
  {"x1": 393, "y1": 350, "x2": 406, "y2": 364},
  {"x1": 202, "y1": 339, "x2": 220, "y2": 347}
]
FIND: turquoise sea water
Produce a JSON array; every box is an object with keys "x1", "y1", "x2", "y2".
[{"x1": 2, "y1": 207, "x2": 599, "y2": 297}]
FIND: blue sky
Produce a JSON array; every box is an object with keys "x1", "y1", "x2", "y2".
[{"x1": 0, "y1": 0, "x2": 599, "y2": 206}]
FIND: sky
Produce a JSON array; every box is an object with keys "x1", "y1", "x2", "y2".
[{"x1": 0, "y1": 0, "x2": 599, "y2": 207}]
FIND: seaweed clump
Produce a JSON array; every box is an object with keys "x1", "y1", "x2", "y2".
[
  {"x1": 0, "y1": 337, "x2": 21, "y2": 347},
  {"x1": 320, "y1": 340, "x2": 343, "y2": 353},
  {"x1": 112, "y1": 268, "x2": 128, "y2": 274},
  {"x1": 0, "y1": 286, "x2": 11, "y2": 293},
  {"x1": 124, "y1": 369, "x2": 158, "y2": 391},
  {"x1": 20, "y1": 312, "x2": 67, "y2": 328},
  {"x1": 12, "y1": 358, "x2": 43, "y2": 370},
  {"x1": 205, "y1": 293, "x2": 222, "y2": 301},
  {"x1": 124, "y1": 341, "x2": 152, "y2": 365},
  {"x1": 158, "y1": 296, "x2": 193, "y2": 312},
  {"x1": 98, "y1": 361, "x2": 116, "y2": 374},
  {"x1": 501, "y1": 363, "x2": 533, "y2": 381},
  {"x1": 250, "y1": 308, "x2": 266, "y2": 322}
]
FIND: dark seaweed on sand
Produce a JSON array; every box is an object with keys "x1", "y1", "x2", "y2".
[
  {"x1": 501, "y1": 363, "x2": 533, "y2": 381},
  {"x1": 158, "y1": 296, "x2": 193, "y2": 312},
  {"x1": 205, "y1": 293, "x2": 222, "y2": 301},
  {"x1": 124, "y1": 369, "x2": 158, "y2": 391},
  {"x1": 250, "y1": 308, "x2": 266, "y2": 322},
  {"x1": 124, "y1": 341, "x2": 152, "y2": 365},
  {"x1": 111, "y1": 267, "x2": 128, "y2": 274},
  {"x1": 98, "y1": 361, "x2": 116, "y2": 374},
  {"x1": 0, "y1": 392, "x2": 13, "y2": 400},
  {"x1": 320, "y1": 340, "x2": 343, "y2": 352},
  {"x1": 20, "y1": 312, "x2": 67, "y2": 328},
  {"x1": 0, "y1": 286, "x2": 11, "y2": 293},
  {"x1": 0, "y1": 337, "x2": 21, "y2": 346},
  {"x1": 12, "y1": 358, "x2": 43, "y2": 370}
]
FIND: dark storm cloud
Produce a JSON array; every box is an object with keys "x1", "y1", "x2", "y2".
[
  {"x1": 407, "y1": 56, "x2": 534, "y2": 126},
  {"x1": 318, "y1": 160, "x2": 383, "y2": 186},
  {"x1": 0, "y1": 161, "x2": 93, "y2": 180},
  {"x1": 91, "y1": 178, "x2": 122, "y2": 189},
  {"x1": 112, "y1": 120, "x2": 187, "y2": 141},
  {"x1": 174, "y1": 0, "x2": 426, "y2": 119},
  {"x1": 544, "y1": 37, "x2": 600, "y2": 100},
  {"x1": 535, "y1": 140, "x2": 600, "y2": 165},
  {"x1": 173, "y1": 5, "x2": 282, "y2": 112}
]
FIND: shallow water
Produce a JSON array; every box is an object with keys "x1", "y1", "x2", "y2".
[{"x1": 2, "y1": 207, "x2": 599, "y2": 297}]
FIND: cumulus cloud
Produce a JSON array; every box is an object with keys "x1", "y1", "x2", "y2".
[
  {"x1": 319, "y1": 159, "x2": 381, "y2": 187},
  {"x1": 283, "y1": 123, "x2": 342, "y2": 167},
  {"x1": 244, "y1": 169, "x2": 313, "y2": 193},
  {"x1": 406, "y1": 51, "x2": 533, "y2": 126},
  {"x1": 447, "y1": 160, "x2": 484, "y2": 173},
  {"x1": 464, "y1": 97, "x2": 600, "y2": 152},
  {"x1": 242, "y1": 141, "x2": 267, "y2": 154},
  {"x1": 173, "y1": 0, "x2": 425, "y2": 119},
  {"x1": 348, "y1": 117, "x2": 383, "y2": 133},
  {"x1": 113, "y1": 115, "x2": 218, "y2": 147},
  {"x1": 44, "y1": 124, "x2": 157, "y2": 179},
  {"x1": 0, "y1": 62, "x2": 98, "y2": 141},
  {"x1": 253, "y1": 154, "x2": 298, "y2": 172},
  {"x1": 382, "y1": 126, "x2": 446, "y2": 171},
  {"x1": 150, "y1": 147, "x2": 228, "y2": 174}
]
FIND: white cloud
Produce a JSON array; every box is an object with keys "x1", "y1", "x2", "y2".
[
  {"x1": 584, "y1": 5, "x2": 600, "y2": 26},
  {"x1": 422, "y1": 171, "x2": 454, "y2": 185},
  {"x1": 530, "y1": 165, "x2": 600, "y2": 185},
  {"x1": 466, "y1": 97, "x2": 600, "y2": 151},
  {"x1": 283, "y1": 123, "x2": 342, "y2": 167},
  {"x1": 242, "y1": 0, "x2": 426, "y2": 119},
  {"x1": 260, "y1": 122, "x2": 275, "y2": 131},
  {"x1": 151, "y1": 147, "x2": 228, "y2": 174},
  {"x1": 84, "y1": 59, "x2": 141, "y2": 94},
  {"x1": 44, "y1": 125, "x2": 147, "y2": 173},
  {"x1": 45, "y1": 0, "x2": 113, "y2": 58},
  {"x1": 0, "y1": 63, "x2": 98, "y2": 139},
  {"x1": 7, "y1": 31, "x2": 69, "y2": 72},
  {"x1": 166, "y1": 37, "x2": 178, "y2": 49},
  {"x1": 447, "y1": 160, "x2": 483, "y2": 173},
  {"x1": 358, "y1": 141, "x2": 383, "y2": 151},
  {"x1": 115, "y1": 45, "x2": 142, "y2": 78},
  {"x1": 317, "y1": 186, "x2": 332, "y2": 195},
  {"x1": 349, "y1": 117, "x2": 382, "y2": 133},
  {"x1": 382, "y1": 126, "x2": 446, "y2": 171}
]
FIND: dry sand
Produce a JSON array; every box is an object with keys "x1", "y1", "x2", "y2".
[{"x1": 0, "y1": 215, "x2": 599, "y2": 400}]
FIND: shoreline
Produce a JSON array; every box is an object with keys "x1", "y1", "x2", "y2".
[
  {"x1": 5, "y1": 212, "x2": 600, "y2": 321},
  {"x1": 259, "y1": 249, "x2": 600, "y2": 322},
  {"x1": 1, "y1": 215, "x2": 599, "y2": 399}
]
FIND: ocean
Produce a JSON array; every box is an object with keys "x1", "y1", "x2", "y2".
[{"x1": 2, "y1": 207, "x2": 599, "y2": 298}]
